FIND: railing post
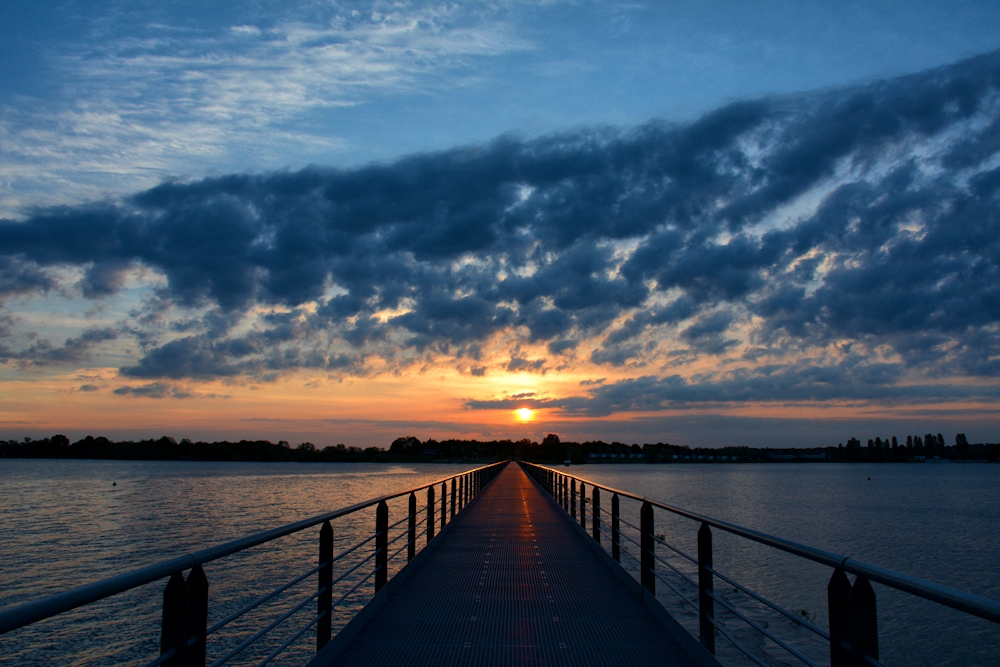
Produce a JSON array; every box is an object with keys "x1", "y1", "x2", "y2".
[
  {"x1": 570, "y1": 479, "x2": 576, "y2": 517},
  {"x1": 640, "y1": 502, "x2": 655, "y2": 595},
  {"x1": 318, "y1": 521, "x2": 333, "y2": 650},
  {"x1": 427, "y1": 485, "x2": 435, "y2": 543},
  {"x1": 698, "y1": 522, "x2": 715, "y2": 654},
  {"x1": 611, "y1": 493, "x2": 620, "y2": 562},
  {"x1": 375, "y1": 500, "x2": 388, "y2": 593},
  {"x1": 592, "y1": 486, "x2": 601, "y2": 543},
  {"x1": 186, "y1": 566, "x2": 208, "y2": 667},
  {"x1": 441, "y1": 482, "x2": 447, "y2": 525},
  {"x1": 828, "y1": 567, "x2": 851, "y2": 667},
  {"x1": 160, "y1": 572, "x2": 189, "y2": 667},
  {"x1": 850, "y1": 575, "x2": 879, "y2": 666},
  {"x1": 451, "y1": 478, "x2": 456, "y2": 519},
  {"x1": 407, "y1": 493, "x2": 416, "y2": 562},
  {"x1": 580, "y1": 482, "x2": 587, "y2": 529}
]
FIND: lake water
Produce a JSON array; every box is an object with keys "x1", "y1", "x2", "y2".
[{"x1": 1, "y1": 460, "x2": 998, "y2": 666}]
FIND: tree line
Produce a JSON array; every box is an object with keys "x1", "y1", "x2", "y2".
[{"x1": 2, "y1": 432, "x2": 998, "y2": 463}]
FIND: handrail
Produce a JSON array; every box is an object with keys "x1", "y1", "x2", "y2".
[
  {"x1": 523, "y1": 462, "x2": 1000, "y2": 624},
  {"x1": 0, "y1": 460, "x2": 506, "y2": 635}
]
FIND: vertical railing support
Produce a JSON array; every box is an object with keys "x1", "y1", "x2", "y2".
[
  {"x1": 580, "y1": 483, "x2": 587, "y2": 529},
  {"x1": 427, "y1": 485, "x2": 435, "y2": 543},
  {"x1": 591, "y1": 486, "x2": 601, "y2": 543},
  {"x1": 570, "y1": 479, "x2": 576, "y2": 517},
  {"x1": 828, "y1": 567, "x2": 852, "y2": 667},
  {"x1": 441, "y1": 482, "x2": 447, "y2": 525},
  {"x1": 375, "y1": 501, "x2": 388, "y2": 592},
  {"x1": 160, "y1": 572, "x2": 189, "y2": 667},
  {"x1": 850, "y1": 575, "x2": 879, "y2": 666},
  {"x1": 186, "y1": 566, "x2": 208, "y2": 667},
  {"x1": 698, "y1": 522, "x2": 715, "y2": 654},
  {"x1": 640, "y1": 502, "x2": 655, "y2": 595},
  {"x1": 407, "y1": 493, "x2": 416, "y2": 562},
  {"x1": 451, "y1": 478, "x2": 456, "y2": 519},
  {"x1": 611, "y1": 493, "x2": 620, "y2": 562},
  {"x1": 318, "y1": 521, "x2": 333, "y2": 650}
]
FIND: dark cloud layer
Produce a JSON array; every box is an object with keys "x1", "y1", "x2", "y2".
[{"x1": 3, "y1": 52, "x2": 1000, "y2": 409}]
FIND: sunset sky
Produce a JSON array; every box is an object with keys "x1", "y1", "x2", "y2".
[{"x1": 3, "y1": 1, "x2": 1000, "y2": 448}]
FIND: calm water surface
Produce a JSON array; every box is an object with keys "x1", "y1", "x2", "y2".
[
  {"x1": 1, "y1": 460, "x2": 998, "y2": 666},
  {"x1": 0, "y1": 460, "x2": 475, "y2": 666},
  {"x1": 580, "y1": 463, "x2": 1000, "y2": 667}
]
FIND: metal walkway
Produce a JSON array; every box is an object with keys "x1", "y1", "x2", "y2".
[{"x1": 309, "y1": 463, "x2": 717, "y2": 667}]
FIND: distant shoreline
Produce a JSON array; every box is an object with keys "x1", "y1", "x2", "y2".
[{"x1": 3, "y1": 434, "x2": 997, "y2": 464}]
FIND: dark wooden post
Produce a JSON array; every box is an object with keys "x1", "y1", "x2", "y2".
[
  {"x1": 185, "y1": 566, "x2": 208, "y2": 667},
  {"x1": 450, "y1": 478, "x2": 456, "y2": 519},
  {"x1": 407, "y1": 493, "x2": 416, "y2": 562},
  {"x1": 570, "y1": 479, "x2": 576, "y2": 517},
  {"x1": 427, "y1": 485, "x2": 435, "y2": 542},
  {"x1": 850, "y1": 575, "x2": 878, "y2": 666},
  {"x1": 318, "y1": 521, "x2": 333, "y2": 650},
  {"x1": 828, "y1": 567, "x2": 852, "y2": 667},
  {"x1": 580, "y1": 482, "x2": 587, "y2": 529},
  {"x1": 640, "y1": 502, "x2": 655, "y2": 595},
  {"x1": 160, "y1": 572, "x2": 189, "y2": 666},
  {"x1": 698, "y1": 522, "x2": 715, "y2": 654},
  {"x1": 441, "y1": 482, "x2": 447, "y2": 525},
  {"x1": 591, "y1": 486, "x2": 601, "y2": 543},
  {"x1": 611, "y1": 493, "x2": 620, "y2": 562},
  {"x1": 375, "y1": 501, "x2": 388, "y2": 593}
]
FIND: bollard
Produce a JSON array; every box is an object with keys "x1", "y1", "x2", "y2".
[
  {"x1": 318, "y1": 521, "x2": 333, "y2": 650},
  {"x1": 592, "y1": 487, "x2": 601, "y2": 543},
  {"x1": 427, "y1": 485, "x2": 435, "y2": 542},
  {"x1": 828, "y1": 567, "x2": 851, "y2": 667},
  {"x1": 375, "y1": 501, "x2": 388, "y2": 592},
  {"x1": 850, "y1": 575, "x2": 878, "y2": 666},
  {"x1": 698, "y1": 522, "x2": 715, "y2": 654},
  {"x1": 407, "y1": 493, "x2": 416, "y2": 562},
  {"x1": 611, "y1": 493, "x2": 620, "y2": 562},
  {"x1": 640, "y1": 502, "x2": 655, "y2": 595}
]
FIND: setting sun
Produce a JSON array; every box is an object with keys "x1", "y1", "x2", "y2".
[{"x1": 515, "y1": 408, "x2": 534, "y2": 422}]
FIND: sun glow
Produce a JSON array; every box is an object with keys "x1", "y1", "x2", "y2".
[{"x1": 515, "y1": 408, "x2": 534, "y2": 421}]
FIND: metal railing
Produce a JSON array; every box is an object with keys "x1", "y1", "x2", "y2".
[
  {"x1": 520, "y1": 462, "x2": 1000, "y2": 667},
  {"x1": 0, "y1": 461, "x2": 507, "y2": 666}
]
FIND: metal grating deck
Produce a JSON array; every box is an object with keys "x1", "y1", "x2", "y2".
[{"x1": 309, "y1": 464, "x2": 710, "y2": 666}]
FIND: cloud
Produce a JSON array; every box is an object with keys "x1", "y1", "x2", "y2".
[
  {"x1": 0, "y1": 2, "x2": 530, "y2": 216},
  {"x1": 113, "y1": 381, "x2": 230, "y2": 399},
  {"x1": 3, "y1": 51, "x2": 1000, "y2": 412},
  {"x1": 0, "y1": 327, "x2": 118, "y2": 367}
]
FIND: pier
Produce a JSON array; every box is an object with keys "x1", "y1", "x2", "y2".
[
  {"x1": 2, "y1": 460, "x2": 999, "y2": 666},
  {"x1": 309, "y1": 463, "x2": 714, "y2": 666}
]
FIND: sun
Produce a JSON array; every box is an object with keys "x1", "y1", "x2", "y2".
[{"x1": 515, "y1": 408, "x2": 534, "y2": 422}]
